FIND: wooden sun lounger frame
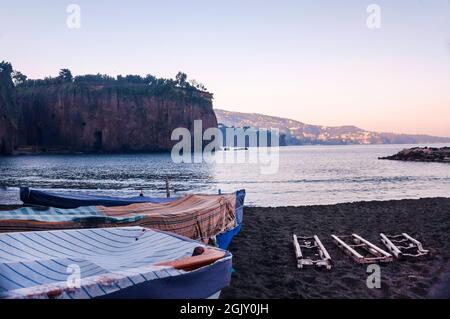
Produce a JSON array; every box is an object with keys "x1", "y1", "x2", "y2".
[
  {"x1": 331, "y1": 234, "x2": 393, "y2": 264},
  {"x1": 293, "y1": 235, "x2": 332, "y2": 270},
  {"x1": 380, "y1": 233, "x2": 429, "y2": 259}
]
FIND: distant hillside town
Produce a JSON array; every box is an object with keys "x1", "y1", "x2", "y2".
[{"x1": 215, "y1": 109, "x2": 450, "y2": 146}]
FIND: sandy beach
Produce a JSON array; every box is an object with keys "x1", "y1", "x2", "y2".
[
  {"x1": 221, "y1": 197, "x2": 450, "y2": 299},
  {"x1": 1, "y1": 197, "x2": 449, "y2": 299}
]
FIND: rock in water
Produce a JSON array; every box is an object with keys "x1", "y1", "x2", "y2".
[{"x1": 379, "y1": 147, "x2": 450, "y2": 163}]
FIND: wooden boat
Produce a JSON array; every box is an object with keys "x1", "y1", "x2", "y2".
[
  {"x1": 0, "y1": 227, "x2": 232, "y2": 299},
  {"x1": 19, "y1": 187, "x2": 176, "y2": 208},
  {"x1": 1, "y1": 190, "x2": 246, "y2": 250},
  {"x1": 222, "y1": 147, "x2": 248, "y2": 151}
]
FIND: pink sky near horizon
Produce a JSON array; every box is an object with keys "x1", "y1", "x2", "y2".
[{"x1": 1, "y1": 1, "x2": 450, "y2": 137}]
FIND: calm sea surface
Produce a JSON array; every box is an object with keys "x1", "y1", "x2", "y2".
[{"x1": 1, "y1": 144, "x2": 449, "y2": 207}]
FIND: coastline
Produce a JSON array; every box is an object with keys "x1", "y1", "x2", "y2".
[{"x1": 221, "y1": 197, "x2": 450, "y2": 299}]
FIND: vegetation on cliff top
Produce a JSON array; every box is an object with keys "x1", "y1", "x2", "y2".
[{"x1": 10, "y1": 64, "x2": 212, "y2": 104}]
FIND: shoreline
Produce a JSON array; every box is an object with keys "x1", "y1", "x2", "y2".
[
  {"x1": 2, "y1": 196, "x2": 450, "y2": 210},
  {"x1": 1, "y1": 142, "x2": 449, "y2": 157}
]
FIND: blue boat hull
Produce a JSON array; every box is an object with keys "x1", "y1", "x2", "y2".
[
  {"x1": 19, "y1": 188, "x2": 246, "y2": 250},
  {"x1": 98, "y1": 253, "x2": 232, "y2": 299},
  {"x1": 216, "y1": 189, "x2": 245, "y2": 249},
  {"x1": 20, "y1": 187, "x2": 175, "y2": 208},
  {"x1": 0, "y1": 227, "x2": 233, "y2": 299}
]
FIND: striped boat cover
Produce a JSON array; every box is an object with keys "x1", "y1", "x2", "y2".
[
  {"x1": 0, "y1": 193, "x2": 237, "y2": 242},
  {"x1": 0, "y1": 227, "x2": 231, "y2": 299}
]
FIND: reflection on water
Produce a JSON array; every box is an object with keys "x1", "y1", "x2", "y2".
[{"x1": 1, "y1": 144, "x2": 450, "y2": 206}]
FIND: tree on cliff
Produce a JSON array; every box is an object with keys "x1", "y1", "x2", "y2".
[
  {"x1": 189, "y1": 79, "x2": 208, "y2": 92},
  {"x1": 59, "y1": 69, "x2": 73, "y2": 83},
  {"x1": 74, "y1": 73, "x2": 115, "y2": 84},
  {"x1": 0, "y1": 62, "x2": 14, "y2": 93},
  {"x1": 176, "y1": 72, "x2": 188, "y2": 87},
  {"x1": 0, "y1": 61, "x2": 18, "y2": 154},
  {"x1": 0, "y1": 61, "x2": 13, "y2": 76},
  {"x1": 124, "y1": 75, "x2": 144, "y2": 84},
  {"x1": 12, "y1": 71, "x2": 27, "y2": 86},
  {"x1": 196, "y1": 82, "x2": 207, "y2": 91},
  {"x1": 145, "y1": 74, "x2": 156, "y2": 84}
]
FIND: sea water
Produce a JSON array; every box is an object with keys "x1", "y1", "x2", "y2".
[{"x1": 1, "y1": 144, "x2": 449, "y2": 207}]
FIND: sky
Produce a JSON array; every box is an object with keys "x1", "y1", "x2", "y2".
[{"x1": 1, "y1": 0, "x2": 450, "y2": 136}]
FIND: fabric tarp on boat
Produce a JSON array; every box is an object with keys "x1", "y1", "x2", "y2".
[
  {"x1": 216, "y1": 189, "x2": 245, "y2": 249},
  {"x1": 0, "y1": 226, "x2": 232, "y2": 299},
  {"x1": 0, "y1": 193, "x2": 238, "y2": 243},
  {"x1": 15, "y1": 188, "x2": 246, "y2": 250},
  {"x1": 20, "y1": 187, "x2": 176, "y2": 208}
]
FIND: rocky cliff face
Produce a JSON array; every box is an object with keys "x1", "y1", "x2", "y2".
[
  {"x1": 0, "y1": 62, "x2": 18, "y2": 154},
  {"x1": 15, "y1": 84, "x2": 217, "y2": 153}
]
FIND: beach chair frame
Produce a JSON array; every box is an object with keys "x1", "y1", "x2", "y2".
[
  {"x1": 380, "y1": 233, "x2": 429, "y2": 259},
  {"x1": 331, "y1": 234, "x2": 393, "y2": 264},
  {"x1": 293, "y1": 235, "x2": 332, "y2": 270}
]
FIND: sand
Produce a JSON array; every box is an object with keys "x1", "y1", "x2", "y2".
[
  {"x1": 1, "y1": 198, "x2": 449, "y2": 299},
  {"x1": 221, "y1": 198, "x2": 450, "y2": 299}
]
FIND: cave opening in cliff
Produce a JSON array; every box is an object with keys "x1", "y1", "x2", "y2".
[{"x1": 94, "y1": 130, "x2": 103, "y2": 151}]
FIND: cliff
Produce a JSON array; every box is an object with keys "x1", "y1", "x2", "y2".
[
  {"x1": 0, "y1": 62, "x2": 18, "y2": 154},
  {"x1": 14, "y1": 83, "x2": 217, "y2": 153}
]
